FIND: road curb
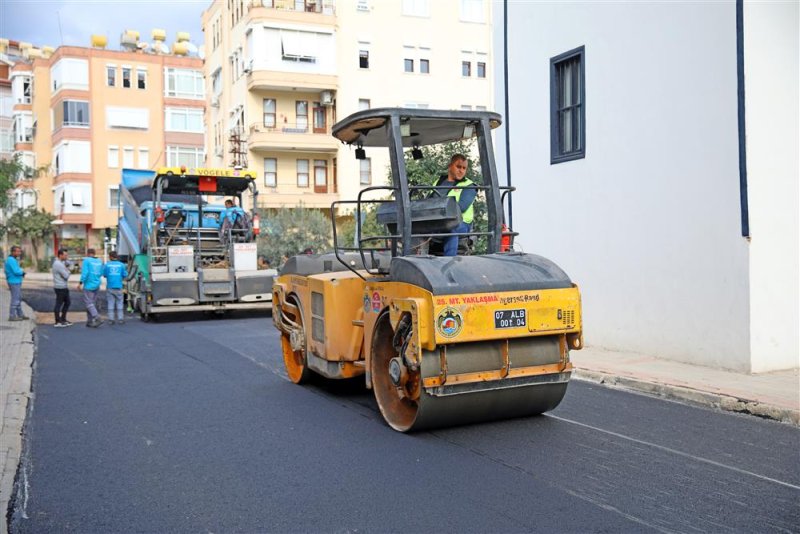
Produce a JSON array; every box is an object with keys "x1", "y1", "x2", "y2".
[
  {"x1": 0, "y1": 301, "x2": 36, "y2": 534},
  {"x1": 572, "y1": 369, "x2": 799, "y2": 426}
]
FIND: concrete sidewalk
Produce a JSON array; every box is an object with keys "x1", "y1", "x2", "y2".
[
  {"x1": 571, "y1": 347, "x2": 799, "y2": 425},
  {"x1": 0, "y1": 285, "x2": 35, "y2": 534}
]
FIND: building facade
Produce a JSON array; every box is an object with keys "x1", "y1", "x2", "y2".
[
  {"x1": 6, "y1": 35, "x2": 205, "y2": 255},
  {"x1": 202, "y1": 0, "x2": 493, "y2": 214},
  {"x1": 493, "y1": 1, "x2": 798, "y2": 372}
]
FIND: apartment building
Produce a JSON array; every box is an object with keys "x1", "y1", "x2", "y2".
[
  {"x1": 6, "y1": 34, "x2": 205, "y2": 254},
  {"x1": 202, "y1": 0, "x2": 493, "y2": 214}
]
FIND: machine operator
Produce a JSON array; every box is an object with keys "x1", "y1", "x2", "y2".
[{"x1": 433, "y1": 154, "x2": 477, "y2": 256}]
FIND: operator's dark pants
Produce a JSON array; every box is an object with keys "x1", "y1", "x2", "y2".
[{"x1": 54, "y1": 287, "x2": 70, "y2": 323}]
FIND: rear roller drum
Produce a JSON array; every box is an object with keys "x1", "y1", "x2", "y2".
[{"x1": 280, "y1": 296, "x2": 311, "y2": 384}]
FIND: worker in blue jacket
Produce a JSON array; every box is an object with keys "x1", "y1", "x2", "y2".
[
  {"x1": 3, "y1": 245, "x2": 27, "y2": 321},
  {"x1": 78, "y1": 248, "x2": 104, "y2": 328},
  {"x1": 102, "y1": 251, "x2": 128, "y2": 325}
]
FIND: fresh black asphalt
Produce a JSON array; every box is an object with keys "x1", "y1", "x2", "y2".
[{"x1": 9, "y1": 312, "x2": 800, "y2": 533}]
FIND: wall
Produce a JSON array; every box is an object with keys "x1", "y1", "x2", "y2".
[
  {"x1": 494, "y1": 1, "x2": 752, "y2": 370},
  {"x1": 744, "y1": 1, "x2": 800, "y2": 371}
]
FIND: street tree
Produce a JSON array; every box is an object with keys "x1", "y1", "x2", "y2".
[
  {"x1": 256, "y1": 205, "x2": 332, "y2": 265},
  {"x1": 1, "y1": 207, "x2": 56, "y2": 266},
  {"x1": 0, "y1": 154, "x2": 49, "y2": 211}
]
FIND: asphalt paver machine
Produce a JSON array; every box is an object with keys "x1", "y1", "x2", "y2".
[
  {"x1": 272, "y1": 108, "x2": 583, "y2": 432},
  {"x1": 118, "y1": 166, "x2": 275, "y2": 319}
]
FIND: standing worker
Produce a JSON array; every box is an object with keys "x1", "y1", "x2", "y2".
[
  {"x1": 434, "y1": 154, "x2": 477, "y2": 257},
  {"x1": 52, "y1": 248, "x2": 73, "y2": 327},
  {"x1": 78, "y1": 248, "x2": 104, "y2": 328},
  {"x1": 3, "y1": 245, "x2": 27, "y2": 321},
  {"x1": 102, "y1": 251, "x2": 127, "y2": 325}
]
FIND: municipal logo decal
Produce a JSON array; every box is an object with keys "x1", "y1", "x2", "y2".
[{"x1": 436, "y1": 307, "x2": 463, "y2": 338}]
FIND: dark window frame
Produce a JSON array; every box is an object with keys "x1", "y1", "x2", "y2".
[
  {"x1": 550, "y1": 46, "x2": 585, "y2": 164},
  {"x1": 420, "y1": 58, "x2": 430, "y2": 74},
  {"x1": 404, "y1": 58, "x2": 414, "y2": 73}
]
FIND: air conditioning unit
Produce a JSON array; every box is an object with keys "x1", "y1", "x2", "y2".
[
  {"x1": 320, "y1": 90, "x2": 334, "y2": 106},
  {"x1": 211, "y1": 96, "x2": 219, "y2": 108},
  {"x1": 214, "y1": 146, "x2": 224, "y2": 157}
]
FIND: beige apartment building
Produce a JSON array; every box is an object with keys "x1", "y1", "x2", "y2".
[
  {"x1": 202, "y1": 0, "x2": 493, "y2": 215},
  {"x1": 5, "y1": 35, "x2": 205, "y2": 255}
]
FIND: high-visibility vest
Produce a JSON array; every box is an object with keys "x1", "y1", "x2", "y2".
[{"x1": 447, "y1": 178, "x2": 475, "y2": 224}]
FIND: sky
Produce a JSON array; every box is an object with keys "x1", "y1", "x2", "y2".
[{"x1": 1, "y1": 0, "x2": 209, "y2": 51}]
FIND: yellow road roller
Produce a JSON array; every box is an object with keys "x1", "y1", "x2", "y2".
[{"x1": 273, "y1": 108, "x2": 583, "y2": 432}]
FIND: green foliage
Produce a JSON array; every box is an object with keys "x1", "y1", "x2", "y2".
[
  {"x1": 336, "y1": 203, "x2": 387, "y2": 250},
  {"x1": 256, "y1": 205, "x2": 332, "y2": 266},
  {"x1": 0, "y1": 154, "x2": 49, "y2": 211},
  {"x1": 1, "y1": 207, "x2": 56, "y2": 269}
]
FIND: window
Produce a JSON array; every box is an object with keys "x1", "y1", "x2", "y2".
[
  {"x1": 137, "y1": 147, "x2": 149, "y2": 169},
  {"x1": 122, "y1": 147, "x2": 135, "y2": 168},
  {"x1": 263, "y1": 99, "x2": 276, "y2": 128},
  {"x1": 420, "y1": 58, "x2": 430, "y2": 74},
  {"x1": 137, "y1": 68, "x2": 147, "y2": 89},
  {"x1": 281, "y1": 30, "x2": 318, "y2": 63},
  {"x1": 313, "y1": 103, "x2": 326, "y2": 133},
  {"x1": 550, "y1": 46, "x2": 585, "y2": 163},
  {"x1": 106, "y1": 66, "x2": 116, "y2": 87},
  {"x1": 165, "y1": 68, "x2": 204, "y2": 99},
  {"x1": 296, "y1": 101, "x2": 308, "y2": 131},
  {"x1": 107, "y1": 146, "x2": 119, "y2": 168},
  {"x1": 314, "y1": 159, "x2": 327, "y2": 190},
  {"x1": 122, "y1": 67, "x2": 131, "y2": 88},
  {"x1": 211, "y1": 68, "x2": 222, "y2": 95},
  {"x1": 167, "y1": 146, "x2": 205, "y2": 168},
  {"x1": 358, "y1": 98, "x2": 371, "y2": 110},
  {"x1": 165, "y1": 108, "x2": 204, "y2": 132},
  {"x1": 359, "y1": 49, "x2": 369, "y2": 69},
  {"x1": 297, "y1": 159, "x2": 309, "y2": 187},
  {"x1": 106, "y1": 107, "x2": 149, "y2": 129},
  {"x1": 462, "y1": 61, "x2": 471, "y2": 77},
  {"x1": 359, "y1": 158, "x2": 371, "y2": 185},
  {"x1": 404, "y1": 58, "x2": 414, "y2": 73},
  {"x1": 108, "y1": 186, "x2": 120, "y2": 209},
  {"x1": 402, "y1": 0, "x2": 429, "y2": 17},
  {"x1": 460, "y1": 105, "x2": 472, "y2": 110},
  {"x1": 62, "y1": 101, "x2": 89, "y2": 127},
  {"x1": 476, "y1": 105, "x2": 487, "y2": 111},
  {"x1": 477, "y1": 61, "x2": 486, "y2": 78},
  {"x1": 264, "y1": 158, "x2": 277, "y2": 187},
  {"x1": 460, "y1": 0, "x2": 484, "y2": 22}
]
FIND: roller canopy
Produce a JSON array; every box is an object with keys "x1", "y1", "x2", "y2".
[
  {"x1": 389, "y1": 253, "x2": 573, "y2": 296},
  {"x1": 332, "y1": 108, "x2": 502, "y2": 148}
]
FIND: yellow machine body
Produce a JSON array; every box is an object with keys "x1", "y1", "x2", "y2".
[{"x1": 273, "y1": 265, "x2": 582, "y2": 431}]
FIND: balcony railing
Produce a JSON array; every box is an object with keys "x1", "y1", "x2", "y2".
[
  {"x1": 250, "y1": 0, "x2": 335, "y2": 15},
  {"x1": 251, "y1": 122, "x2": 328, "y2": 134}
]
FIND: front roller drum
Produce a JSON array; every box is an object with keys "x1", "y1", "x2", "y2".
[{"x1": 371, "y1": 312, "x2": 569, "y2": 432}]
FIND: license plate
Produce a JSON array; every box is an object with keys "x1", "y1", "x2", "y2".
[{"x1": 494, "y1": 309, "x2": 526, "y2": 329}]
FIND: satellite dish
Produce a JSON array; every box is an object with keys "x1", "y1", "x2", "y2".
[
  {"x1": 198, "y1": 45, "x2": 205, "y2": 60},
  {"x1": 137, "y1": 42, "x2": 149, "y2": 51},
  {"x1": 185, "y1": 42, "x2": 198, "y2": 55},
  {"x1": 153, "y1": 42, "x2": 169, "y2": 54}
]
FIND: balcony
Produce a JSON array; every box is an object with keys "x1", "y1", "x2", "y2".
[
  {"x1": 250, "y1": 0, "x2": 336, "y2": 18},
  {"x1": 247, "y1": 122, "x2": 339, "y2": 153},
  {"x1": 247, "y1": 68, "x2": 337, "y2": 93}
]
